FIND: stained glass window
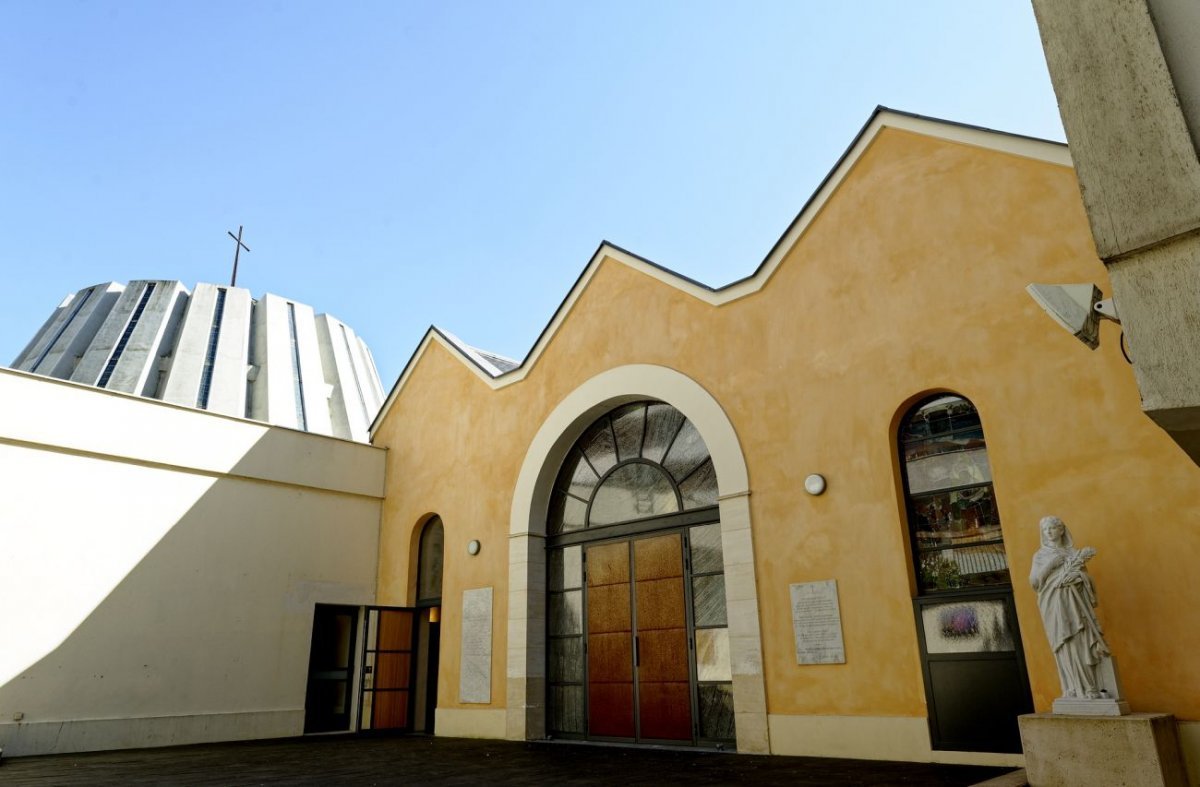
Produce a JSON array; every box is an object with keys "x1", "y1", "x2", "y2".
[
  {"x1": 899, "y1": 395, "x2": 1010, "y2": 593},
  {"x1": 547, "y1": 402, "x2": 717, "y2": 535},
  {"x1": 416, "y1": 516, "x2": 444, "y2": 603}
]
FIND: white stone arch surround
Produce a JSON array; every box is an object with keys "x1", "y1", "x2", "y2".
[{"x1": 505, "y1": 364, "x2": 769, "y2": 753}]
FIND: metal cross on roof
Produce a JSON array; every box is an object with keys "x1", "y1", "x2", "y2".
[{"x1": 227, "y1": 225, "x2": 250, "y2": 287}]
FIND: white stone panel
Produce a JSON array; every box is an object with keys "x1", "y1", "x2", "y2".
[
  {"x1": 105, "y1": 281, "x2": 189, "y2": 396},
  {"x1": 315, "y1": 316, "x2": 354, "y2": 441},
  {"x1": 208, "y1": 287, "x2": 251, "y2": 418},
  {"x1": 460, "y1": 587, "x2": 493, "y2": 704},
  {"x1": 36, "y1": 283, "x2": 125, "y2": 379},
  {"x1": 315, "y1": 315, "x2": 373, "y2": 442},
  {"x1": 69, "y1": 283, "x2": 146, "y2": 386},
  {"x1": 161, "y1": 284, "x2": 216, "y2": 407},
  {"x1": 289, "y1": 299, "x2": 332, "y2": 437},
  {"x1": 13, "y1": 291, "x2": 75, "y2": 369},
  {"x1": 250, "y1": 294, "x2": 298, "y2": 429},
  {"x1": 355, "y1": 335, "x2": 386, "y2": 415}
]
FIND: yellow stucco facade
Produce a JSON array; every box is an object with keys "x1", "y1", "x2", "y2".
[{"x1": 370, "y1": 111, "x2": 1200, "y2": 769}]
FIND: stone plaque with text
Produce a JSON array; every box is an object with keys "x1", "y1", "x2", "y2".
[
  {"x1": 790, "y1": 579, "x2": 846, "y2": 665},
  {"x1": 459, "y1": 586, "x2": 493, "y2": 703}
]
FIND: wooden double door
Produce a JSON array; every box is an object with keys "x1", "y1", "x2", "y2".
[{"x1": 586, "y1": 532, "x2": 694, "y2": 741}]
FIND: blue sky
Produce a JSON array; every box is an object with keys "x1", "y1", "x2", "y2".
[{"x1": 1, "y1": 2, "x2": 1064, "y2": 386}]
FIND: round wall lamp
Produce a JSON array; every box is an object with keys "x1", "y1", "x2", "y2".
[
  {"x1": 804, "y1": 474, "x2": 827, "y2": 496},
  {"x1": 467, "y1": 539, "x2": 481, "y2": 556}
]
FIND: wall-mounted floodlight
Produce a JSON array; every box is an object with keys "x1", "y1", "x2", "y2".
[{"x1": 1026, "y1": 283, "x2": 1119, "y2": 350}]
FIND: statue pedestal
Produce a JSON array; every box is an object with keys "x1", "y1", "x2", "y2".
[
  {"x1": 1052, "y1": 697, "x2": 1130, "y2": 716},
  {"x1": 1018, "y1": 712, "x2": 1189, "y2": 786}
]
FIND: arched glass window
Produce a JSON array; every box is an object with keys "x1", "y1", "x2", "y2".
[
  {"x1": 416, "y1": 516, "x2": 444, "y2": 604},
  {"x1": 899, "y1": 395, "x2": 1009, "y2": 594},
  {"x1": 547, "y1": 402, "x2": 717, "y2": 534}
]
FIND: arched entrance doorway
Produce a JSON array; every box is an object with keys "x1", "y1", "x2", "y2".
[{"x1": 546, "y1": 402, "x2": 734, "y2": 745}]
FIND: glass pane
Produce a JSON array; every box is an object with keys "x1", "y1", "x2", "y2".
[
  {"x1": 678, "y1": 458, "x2": 718, "y2": 509},
  {"x1": 909, "y1": 486, "x2": 1000, "y2": 549},
  {"x1": 698, "y1": 683, "x2": 736, "y2": 740},
  {"x1": 689, "y1": 523, "x2": 724, "y2": 574},
  {"x1": 662, "y1": 419, "x2": 709, "y2": 482},
  {"x1": 550, "y1": 636, "x2": 584, "y2": 683},
  {"x1": 359, "y1": 686, "x2": 374, "y2": 729},
  {"x1": 581, "y1": 421, "x2": 618, "y2": 477},
  {"x1": 917, "y1": 544, "x2": 1010, "y2": 592},
  {"x1": 549, "y1": 491, "x2": 587, "y2": 534},
  {"x1": 611, "y1": 404, "x2": 646, "y2": 463},
  {"x1": 692, "y1": 575, "x2": 728, "y2": 627},
  {"x1": 417, "y1": 518, "x2": 444, "y2": 602},
  {"x1": 903, "y1": 395, "x2": 979, "y2": 440},
  {"x1": 550, "y1": 590, "x2": 583, "y2": 635},
  {"x1": 904, "y1": 445, "x2": 991, "y2": 494},
  {"x1": 312, "y1": 610, "x2": 355, "y2": 669},
  {"x1": 551, "y1": 685, "x2": 584, "y2": 734},
  {"x1": 642, "y1": 403, "x2": 685, "y2": 463},
  {"x1": 560, "y1": 450, "x2": 600, "y2": 500},
  {"x1": 589, "y1": 462, "x2": 680, "y2": 527},
  {"x1": 549, "y1": 546, "x2": 583, "y2": 591},
  {"x1": 696, "y1": 628, "x2": 731, "y2": 681},
  {"x1": 921, "y1": 599, "x2": 1016, "y2": 654}
]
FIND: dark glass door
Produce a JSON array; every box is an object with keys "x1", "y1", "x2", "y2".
[
  {"x1": 303, "y1": 605, "x2": 358, "y2": 733},
  {"x1": 915, "y1": 590, "x2": 1033, "y2": 752}
]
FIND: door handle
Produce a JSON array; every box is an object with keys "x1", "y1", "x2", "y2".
[{"x1": 634, "y1": 636, "x2": 640, "y2": 667}]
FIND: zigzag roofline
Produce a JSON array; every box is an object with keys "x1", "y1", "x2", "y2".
[{"x1": 370, "y1": 106, "x2": 1070, "y2": 436}]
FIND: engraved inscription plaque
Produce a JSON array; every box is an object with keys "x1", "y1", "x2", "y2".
[
  {"x1": 790, "y1": 579, "x2": 846, "y2": 665},
  {"x1": 459, "y1": 586, "x2": 493, "y2": 703}
]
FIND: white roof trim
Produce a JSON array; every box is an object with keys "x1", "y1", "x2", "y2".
[{"x1": 370, "y1": 108, "x2": 1071, "y2": 437}]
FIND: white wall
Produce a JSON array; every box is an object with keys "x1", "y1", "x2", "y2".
[{"x1": 0, "y1": 368, "x2": 385, "y2": 756}]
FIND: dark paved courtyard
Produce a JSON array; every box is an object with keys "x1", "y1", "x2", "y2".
[{"x1": 0, "y1": 735, "x2": 1018, "y2": 786}]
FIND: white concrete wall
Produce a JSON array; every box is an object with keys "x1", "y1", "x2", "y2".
[
  {"x1": 0, "y1": 368, "x2": 385, "y2": 756},
  {"x1": 209, "y1": 287, "x2": 252, "y2": 417},
  {"x1": 161, "y1": 284, "x2": 252, "y2": 417},
  {"x1": 69, "y1": 281, "x2": 151, "y2": 386},
  {"x1": 14, "y1": 281, "x2": 384, "y2": 442},
  {"x1": 105, "y1": 281, "x2": 190, "y2": 396},
  {"x1": 15, "y1": 283, "x2": 125, "y2": 378},
  {"x1": 160, "y1": 282, "x2": 218, "y2": 407},
  {"x1": 316, "y1": 315, "x2": 377, "y2": 442},
  {"x1": 291, "y1": 299, "x2": 333, "y2": 437}
]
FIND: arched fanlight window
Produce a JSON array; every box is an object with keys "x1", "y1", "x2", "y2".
[
  {"x1": 416, "y1": 516, "x2": 444, "y2": 604},
  {"x1": 899, "y1": 395, "x2": 1009, "y2": 593},
  {"x1": 548, "y1": 402, "x2": 717, "y2": 534}
]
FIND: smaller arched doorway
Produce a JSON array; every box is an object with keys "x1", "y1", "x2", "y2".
[
  {"x1": 413, "y1": 516, "x2": 444, "y2": 733},
  {"x1": 898, "y1": 394, "x2": 1033, "y2": 752},
  {"x1": 356, "y1": 516, "x2": 444, "y2": 733},
  {"x1": 545, "y1": 401, "x2": 735, "y2": 746}
]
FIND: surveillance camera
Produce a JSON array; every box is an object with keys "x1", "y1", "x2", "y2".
[{"x1": 1026, "y1": 283, "x2": 1102, "y2": 350}]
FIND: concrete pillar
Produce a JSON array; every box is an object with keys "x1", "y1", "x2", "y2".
[{"x1": 1032, "y1": 0, "x2": 1200, "y2": 461}]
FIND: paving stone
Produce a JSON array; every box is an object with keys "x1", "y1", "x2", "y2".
[{"x1": 0, "y1": 734, "x2": 1016, "y2": 786}]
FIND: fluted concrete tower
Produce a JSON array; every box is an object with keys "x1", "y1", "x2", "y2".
[{"x1": 12, "y1": 281, "x2": 384, "y2": 442}]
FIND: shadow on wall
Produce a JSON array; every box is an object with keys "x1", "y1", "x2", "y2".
[{"x1": 0, "y1": 405, "x2": 383, "y2": 757}]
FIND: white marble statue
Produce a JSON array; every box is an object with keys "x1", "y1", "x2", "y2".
[{"x1": 1029, "y1": 515, "x2": 1128, "y2": 714}]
